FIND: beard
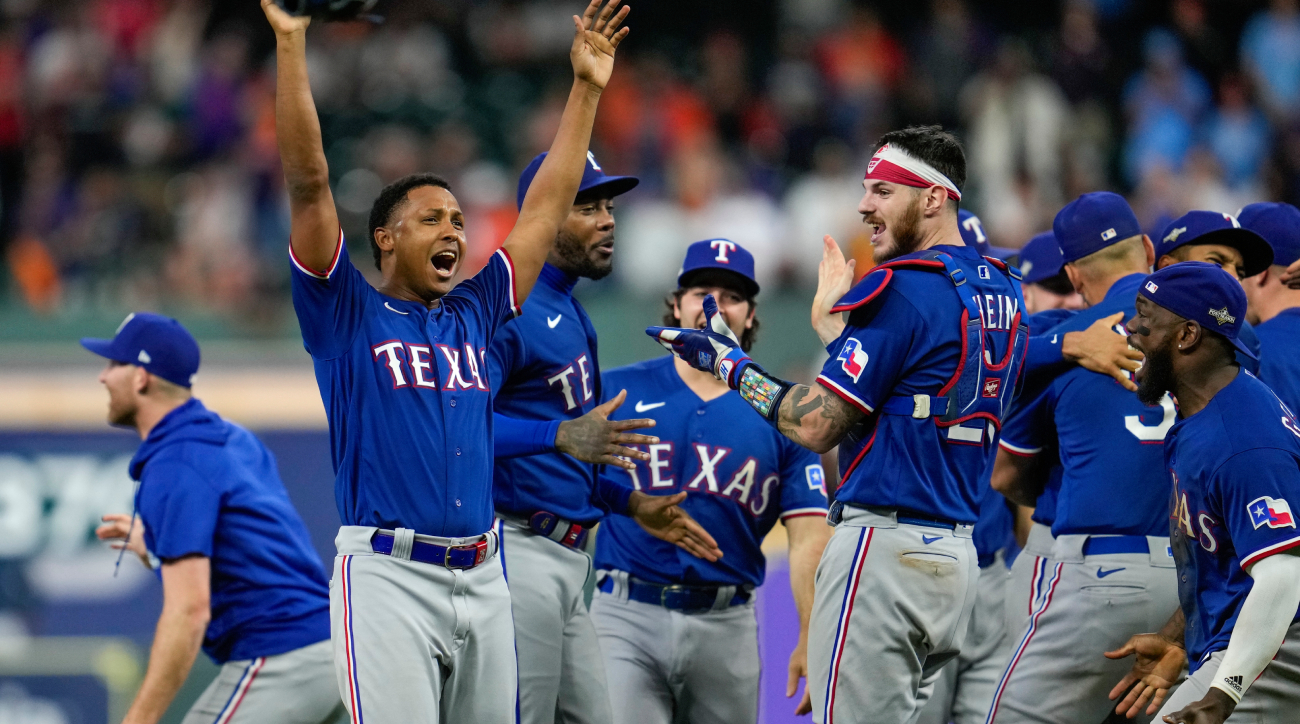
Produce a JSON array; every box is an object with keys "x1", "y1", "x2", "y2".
[
  {"x1": 874, "y1": 194, "x2": 926, "y2": 263},
  {"x1": 553, "y1": 229, "x2": 614, "y2": 280},
  {"x1": 1136, "y1": 340, "x2": 1177, "y2": 407}
]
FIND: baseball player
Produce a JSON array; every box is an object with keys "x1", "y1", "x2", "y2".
[
  {"x1": 593, "y1": 238, "x2": 831, "y2": 724},
  {"x1": 264, "y1": 0, "x2": 631, "y2": 720},
  {"x1": 87, "y1": 314, "x2": 343, "y2": 724},
  {"x1": 1108, "y1": 262, "x2": 1300, "y2": 724},
  {"x1": 488, "y1": 154, "x2": 721, "y2": 724},
  {"x1": 1238, "y1": 202, "x2": 1300, "y2": 414},
  {"x1": 649, "y1": 125, "x2": 1031, "y2": 723},
  {"x1": 1015, "y1": 231, "x2": 1085, "y2": 313}
]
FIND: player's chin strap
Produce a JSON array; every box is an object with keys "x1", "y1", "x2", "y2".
[{"x1": 646, "y1": 296, "x2": 794, "y2": 425}]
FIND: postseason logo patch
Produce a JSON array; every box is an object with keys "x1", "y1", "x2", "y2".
[
  {"x1": 1248, "y1": 496, "x2": 1295, "y2": 529},
  {"x1": 837, "y1": 338, "x2": 869, "y2": 382}
]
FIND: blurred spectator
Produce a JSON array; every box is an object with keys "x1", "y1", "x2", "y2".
[
  {"x1": 783, "y1": 138, "x2": 867, "y2": 286},
  {"x1": 1171, "y1": 0, "x2": 1228, "y2": 87},
  {"x1": 1202, "y1": 74, "x2": 1271, "y2": 192},
  {"x1": 1241, "y1": 0, "x2": 1300, "y2": 121},
  {"x1": 905, "y1": 0, "x2": 991, "y2": 129},
  {"x1": 815, "y1": 6, "x2": 905, "y2": 148},
  {"x1": 1122, "y1": 28, "x2": 1211, "y2": 184}
]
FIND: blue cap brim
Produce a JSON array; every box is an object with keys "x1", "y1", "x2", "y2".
[
  {"x1": 578, "y1": 175, "x2": 639, "y2": 199},
  {"x1": 1230, "y1": 335, "x2": 1259, "y2": 362},
  {"x1": 80, "y1": 337, "x2": 127, "y2": 363}
]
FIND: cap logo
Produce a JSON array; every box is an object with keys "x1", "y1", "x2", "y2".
[
  {"x1": 1164, "y1": 227, "x2": 1187, "y2": 244},
  {"x1": 137, "y1": 350, "x2": 152, "y2": 364},
  {"x1": 1101, "y1": 228, "x2": 1117, "y2": 241},
  {"x1": 1145, "y1": 281, "x2": 1159, "y2": 294},
  {"x1": 586, "y1": 151, "x2": 602, "y2": 172},
  {"x1": 1223, "y1": 213, "x2": 1240, "y2": 229},
  {"x1": 961, "y1": 215, "x2": 987, "y2": 243},
  {"x1": 710, "y1": 239, "x2": 737, "y2": 263},
  {"x1": 116, "y1": 313, "x2": 136, "y2": 335},
  {"x1": 1208, "y1": 307, "x2": 1236, "y2": 326},
  {"x1": 1021, "y1": 260, "x2": 1034, "y2": 275}
]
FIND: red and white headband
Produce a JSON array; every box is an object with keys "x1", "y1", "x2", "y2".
[{"x1": 864, "y1": 143, "x2": 962, "y2": 201}]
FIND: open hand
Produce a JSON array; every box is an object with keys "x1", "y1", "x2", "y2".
[
  {"x1": 1282, "y1": 257, "x2": 1300, "y2": 290},
  {"x1": 787, "y1": 636, "x2": 813, "y2": 715},
  {"x1": 1162, "y1": 688, "x2": 1235, "y2": 724},
  {"x1": 555, "y1": 389, "x2": 657, "y2": 470},
  {"x1": 1063, "y1": 312, "x2": 1144, "y2": 392},
  {"x1": 647, "y1": 295, "x2": 749, "y2": 385},
  {"x1": 261, "y1": 0, "x2": 311, "y2": 37},
  {"x1": 1105, "y1": 632, "x2": 1187, "y2": 718},
  {"x1": 628, "y1": 491, "x2": 723, "y2": 561},
  {"x1": 96, "y1": 514, "x2": 150, "y2": 567},
  {"x1": 811, "y1": 235, "x2": 855, "y2": 346},
  {"x1": 570, "y1": 0, "x2": 630, "y2": 90}
]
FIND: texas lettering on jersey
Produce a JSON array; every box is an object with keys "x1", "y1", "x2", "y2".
[
  {"x1": 547, "y1": 353, "x2": 595, "y2": 411},
  {"x1": 619, "y1": 442, "x2": 783, "y2": 518},
  {"x1": 372, "y1": 341, "x2": 490, "y2": 391}
]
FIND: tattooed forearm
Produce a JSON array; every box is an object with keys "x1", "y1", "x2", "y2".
[
  {"x1": 788, "y1": 386, "x2": 824, "y2": 419},
  {"x1": 776, "y1": 384, "x2": 862, "y2": 453}
]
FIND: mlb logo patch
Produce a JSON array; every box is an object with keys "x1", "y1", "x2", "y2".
[
  {"x1": 837, "y1": 338, "x2": 869, "y2": 382},
  {"x1": 978, "y1": 265, "x2": 991, "y2": 280},
  {"x1": 1101, "y1": 228, "x2": 1117, "y2": 241},
  {"x1": 1248, "y1": 496, "x2": 1295, "y2": 529},
  {"x1": 982, "y1": 377, "x2": 1001, "y2": 398},
  {"x1": 1145, "y1": 281, "x2": 1158, "y2": 294},
  {"x1": 806, "y1": 464, "x2": 826, "y2": 496}
]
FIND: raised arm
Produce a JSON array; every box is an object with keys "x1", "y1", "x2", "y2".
[{"x1": 503, "y1": 0, "x2": 629, "y2": 303}]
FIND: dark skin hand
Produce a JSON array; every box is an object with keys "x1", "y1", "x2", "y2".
[
  {"x1": 1062, "y1": 311, "x2": 1144, "y2": 392},
  {"x1": 555, "y1": 389, "x2": 657, "y2": 470},
  {"x1": 627, "y1": 491, "x2": 722, "y2": 561},
  {"x1": 1161, "y1": 687, "x2": 1236, "y2": 724},
  {"x1": 1105, "y1": 626, "x2": 1188, "y2": 718}
]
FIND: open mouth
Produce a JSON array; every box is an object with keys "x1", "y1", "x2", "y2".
[
  {"x1": 594, "y1": 240, "x2": 614, "y2": 256},
  {"x1": 867, "y1": 218, "x2": 885, "y2": 244},
  {"x1": 431, "y1": 249, "x2": 458, "y2": 277}
]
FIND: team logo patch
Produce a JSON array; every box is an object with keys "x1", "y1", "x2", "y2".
[
  {"x1": 837, "y1": 338, "x2": 869, "y2": 382},
  {"x1": 1208, "y1": 307, "x2": 1235, "y2": 326},
  {"x1": 806, "y1": 464, "x2": 826, "y2": 496},
  {"x1": 1163, "y1": 227, "x2": 1188, "y2": 244},
  {"x1": 978, "y1": 265, "x2": 991, "y2": 280},
  {"x1": 982, "y1": 377, "x2": 1001, "y2": 398},
  {"x1": 1101, "y1": 228, "x2": 1117, "y2": 241},
  {"x1": 867, "y1": 144, "x2": 888, "y2": 173},
  {"x1": 1248, "y1": 496, "x2": 1295, "y2": 529},
  {"x1": 1145, "y1": 281, "x2": 1159, "y2": 294}
]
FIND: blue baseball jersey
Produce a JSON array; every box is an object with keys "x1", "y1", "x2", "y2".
[
  {"x1": 489, "y1": 263, "x2": 609, "y2": 523},
  {"x1": 973, "y1": 477, "x2": 1015, "y2": 567},
  {"x1": 998, "y1": 274, "x2": 1172, "y2": 537},
  {"x1": 1238, "y1": 321, "x2": 1262, "y2": 375},
  {"x1": 818, "y1": 244, "x2": 1026, "y2": 524},
  {"x1": 130, "y1": 399, "x2": 330, "y2": 664},
  {"x1": 1257, "y1": 308, "x2": 1300, "y2": 415},
  {"x1": 290, "y1": 234, "x2": 520, "y2": 537},
  {"x1": 1166, "y1": 371, "x2": 1300, "y2": 671},
  {"x1": 593, "y1": 356, "x2": 828, "y2": 587}
]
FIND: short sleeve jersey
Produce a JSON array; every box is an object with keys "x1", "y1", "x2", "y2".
[
  {"x1": 1256, "y1": 308, "x2": 1300, "y2": 415},
  {"x1": 593, "y1": 356, "x2": 828, "y2": 587},
  {"x1": 817, "y1": 244, "x2": 1023, "y2": 524},
  {"x1": 489, "y1": 264, "x2": 606, "y2": 522},
  {"x1": 1167, "y1": 371, "x2": 1300, "y2": 670},
  {"x1": 290, "y1": 234, "x2": 520, "y2": 537},
  {"x1": 997, "y1": 274, "x2": 1171, "y2": 537},
  {"x1": 131, "y1": 399, "x2": 330, "y2": 664}
]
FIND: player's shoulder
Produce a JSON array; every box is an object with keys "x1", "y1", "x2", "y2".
[
  {"x1": 1256, "y1": 309, "x2": 1300, "y2": 343},
  {"x1": 1188, "y1": 373, "x2": 1300, "y2": 466}
]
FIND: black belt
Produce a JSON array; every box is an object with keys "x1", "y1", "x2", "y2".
[
  {"x1": 598, "y1": 575, "x2": 751, "y2": 613},
  {"x1": 828, "y1": 500, "x2": 958, "y2": 530},
  {"x1": 370, "y1": 530, "x2": 491, "y2": 569}
]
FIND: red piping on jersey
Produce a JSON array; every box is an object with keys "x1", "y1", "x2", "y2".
[
  {"x1": 289, "y1": 227, "x2": 344, "y2": 279},
  {"x1": 1240, "y1": 535, "x2": 1300, "y2": 569},
  {"x1": 830, "y1": 269, "x2": 892, "y2": 313},
  {"x1": 496, "y1": 247, "x2": 521, "y2": 317},
  {"x1": 984, "y1": 312, "x2": 1023, "y2": 372},
  {"x1": 817, "y1": 377, "x2": 873, "y2": 415},
  {"x1": 838, "y1": 427, "x2": 879, "y2": 483},
  {"x1": 936, "y1": 308, "x2": 971, "y2": 397}
]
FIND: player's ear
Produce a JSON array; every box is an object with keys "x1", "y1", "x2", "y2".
[
  {"x1": 373, "y1": 226, "x2": 396, "y2": 255},
  {"x1": 1142, "y1": 235, "x2": 1156, "y2": 268},
  {"x1": 133, "y1": 366, "x2": 150, "y2": 396},
  {"x1": 1063, "y1": 263, "x2": 1081, "y2": 295},
  {"x1": 743, "y1": 299, "x2": 757, "y2": 330}
]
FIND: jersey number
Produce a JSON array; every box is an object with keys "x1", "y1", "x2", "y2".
[{"x1": 1124, "y1": 394, "x2": 1176, "y2": 442}]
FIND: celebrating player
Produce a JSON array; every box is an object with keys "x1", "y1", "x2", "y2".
[
  {"x1": 488, "y1": 153, "x2": 720, "y2": 724},
  {"x1": 593, "y1": 238, "x2": 831, "y2": 723},
  {"x1": 1237, "y1": 202, "x2": 1300, "y2": 413},
  {"x1": 1108, "y1": 262, "x2": 1300, "y2": 724},
  {"x1": 649, "y1": 126, "x2": 1030, "y2": 723},
  {"x1": 986, "y1": 192, "x2": 1179, "y2": 724},
  {"x1": 87, "y1": 314, "x2": 342, "y2": 724},
  {"x1": 1016, "y1": 231, "x2": 1085, "y2": 313},
  {"x1": 263, "y1": 0, "x2": 630, "y2": 720}
]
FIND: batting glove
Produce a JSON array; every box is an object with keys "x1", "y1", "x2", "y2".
[{"x1": 646, "y1": 295, "x2": 753, "y2": 388}]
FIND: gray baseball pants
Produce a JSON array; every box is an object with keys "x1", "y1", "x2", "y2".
[
  {"x1": 590, "y1": 574, "x2": 760, "y2": 724},
  {"x1": 984, "y1": 535, "x2": 1178, "y2": 724},
  {"x1": 497, "y1": 519, "x2": 612, "y2": 724},
  {"x1": 329, "y1": 525, "x2": 517, "y2": 724},
  {"x1": 915, "y1": 554, "x2": 1011, "y2": 724},
  {"x1": 997, "y1": 524, "x2": 1055, "y2": 668},
  {"x1": 1156, "y1": 622, "x2": 1300, "y2": 722},
  {"x1": 808, "y1": 506, "x2": 979, "y2": 724},
  {"x1": 181, "y1": 639, "x2": 345, "y2": 724}
]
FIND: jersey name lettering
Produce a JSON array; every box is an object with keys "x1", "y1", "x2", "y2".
[{"x1": 971, "y1": 293, "x2": 1019, "y2": 331}]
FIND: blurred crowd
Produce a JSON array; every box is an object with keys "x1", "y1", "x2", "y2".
[{"x1": 4, "y1": 0, "x2": 1300, "y2": 327}]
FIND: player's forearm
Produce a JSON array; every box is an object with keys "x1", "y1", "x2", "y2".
[
  {"x1": 990, "y1": 449, "x2": 1045, "y2": 508},
  {"x1": 773, "y1": 384, "x2": 858, "y2": 454},
  {"x1": 272, "y1": 30, "x2": 329, "y2": 205},
  {"x1": 1211, "y1": 554, "x2": 1300, "y2": 703},
  {"x1": 123, "y1": 604, "x2": 209, "y2": 724},
  {"x1": 1157, "y1": 606, "x2": 1186, "y2": 647},
  {"x1": 813, "y1": 316, "x2": 846, "y2": 348},
  {"x1": 787, "y1": 524, "x2": 829, "y2": 639}
]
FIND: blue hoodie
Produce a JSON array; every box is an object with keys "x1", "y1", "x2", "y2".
[{"x1": 130, "y1": 398, "x2": 330, "y2": 663}]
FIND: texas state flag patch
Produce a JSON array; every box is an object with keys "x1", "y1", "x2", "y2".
[
  {"x1": 1248, "y1": 496, "x2": 1295, "y2": 529},
  {"x1": 837, "y1": 338, "x2": 869, "y2": 382}
]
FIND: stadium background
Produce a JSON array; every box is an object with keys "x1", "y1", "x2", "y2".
[{"x1": 1, "y1": 0, "x2": 1298, "y2": 721}]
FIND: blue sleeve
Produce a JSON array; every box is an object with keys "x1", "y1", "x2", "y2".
[
  {"x1": 493, "y1": 413, "x2": 560, "y2": 458},
  {"x1": 289, "y1": 232, "x2": 368, "y2": 360},
  {"x1": 778, "y1": 438, "x2": 829, "y2": 519},
  {"x1": 592, "y1": 474, "x2": 634, "y2": 517},
  {"x1": 999, "y1": 381, "x2": 1056, "y2": 456},
  {"x1": 1021, "y1": 310, "x2": 1077, "y2": 375},
  {"x1": 443, "y1": 248, "x2": 522, "y2": 346},
  {"x1": 816, "y1": 288, "x2": 920, "y2": 414},
  {"x1": 1211, "y1": 447, "x2": 1300, "y2": 568},
  {"x1": 137, "y1": 461, "x2": 220, "y2": 561}
]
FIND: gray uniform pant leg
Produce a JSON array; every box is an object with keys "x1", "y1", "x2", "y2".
[
  {"x1": 498, "y1": 522, "x2": 612, "y2": 724},
  {"x1": 181, "y1": 639, "x2": 345, "y2": 724},
  {"x1": 590, "y1": 585, "x2": 760, "y2": 724},
  {"x1": 997, "y1": 524, "x2": 1056, "y2": 669},
  {"x1": 808, "y1": 508, "x2": 979, "y2": 724},
  {"x1": 985, "y1": 548, "x2": 1178, "y2": 724},
  {"x1": 1156, "y1": 621, "x2": 1300, "y2": 723},
  {"x1": 329, "y1": 525, "x2": 518, "y2": 724}
]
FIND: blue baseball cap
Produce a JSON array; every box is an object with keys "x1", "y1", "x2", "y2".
[
  {"x1": 958, "y1": 209, "x2": 1015, "y2": 259},
  {"x1": 1137, "y1": 261, "x2": 1256, "y2": 361},
  {"x1": 677, "y1": 239, "x2": 759, "y2": 297},
  {"x1": 1237, "y1": 202, "x2": 1300, "y2": 268},
  {"x1": 1053, "y1": 192, "x2": 1143, "y2": 263},
  {"x1": 80, "y1": 313, "x2": 201, "y2": 388},
  {"x1": 516, "y1": 151, "x2": 639, "y2": 211},
  {"x1": 1018, "y1": 231, "x2": 1066, "y2": 285},
  {"x1": 1155, "y1": 210, "x2": 1274, "y2": 278}
]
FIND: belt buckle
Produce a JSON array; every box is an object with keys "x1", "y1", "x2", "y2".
[
  {"x1": 443, "y1": 541, "x2": 478, "y2": 569},
  {"x1": 659, "y1": 584, "x2": 688, "y2": 609}
]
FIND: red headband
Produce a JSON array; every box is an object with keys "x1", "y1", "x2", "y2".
[{"x1": 864, "y1": 144, "x2": 961, "y2": 201}]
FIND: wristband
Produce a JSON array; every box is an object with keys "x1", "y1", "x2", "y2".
[{"x1": 737, "y1": 364, "x2": 793, "y2": 423}]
